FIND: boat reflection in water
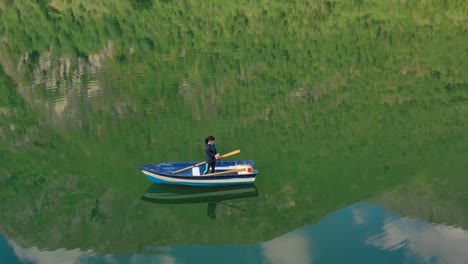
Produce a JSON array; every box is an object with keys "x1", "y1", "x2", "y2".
[{"x1": 140, "y1": 184, "x2": 259, "y2": 219}]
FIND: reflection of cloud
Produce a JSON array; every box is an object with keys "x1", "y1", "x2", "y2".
[
  {"x1": 367, "y1": 217, "x2": 468, "y2": 264},
  {"x1": 9, "y1": 240, "x2": 104, "y2": 264},
  {"x1": 262, "y1": 232, "x2": 312, "y2": 264},
  {"x1": 129, "y1": 254, "x2": 177, "y2": 264},
  {"x1": 159, "y1": 255, "x2": 177, "y2": 264},
  {"x1": 9, "y1": 240, "x2": 178, "y2": 264},
  {"x1": 352, "y1": 207, "x2": 368, "y2": 225}
]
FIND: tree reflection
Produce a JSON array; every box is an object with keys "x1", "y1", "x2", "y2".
[{"x1": 129, "y1": 0, "x2": 153, "y2": 10}]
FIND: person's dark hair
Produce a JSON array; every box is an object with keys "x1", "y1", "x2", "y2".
[{"x1": 205, "y1": 135, "x2": 215, "y2": 144}]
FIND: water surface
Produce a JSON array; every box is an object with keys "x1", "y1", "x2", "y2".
[{"x1": 0, "y1": 1, "x2": 467, "y2": 263}]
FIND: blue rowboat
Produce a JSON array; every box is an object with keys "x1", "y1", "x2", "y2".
[{"x1": 139, "y1": 160, "x2": 258, "y2": 186}]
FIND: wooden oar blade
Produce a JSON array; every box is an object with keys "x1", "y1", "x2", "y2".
[
  {"x1": 172, "y1": 166, "x2": 193, "y2": 174},
  {"x1": 172, "y1": 161, "x2": 207, "y2": 174},
  {"x1": 195, "y1": 161, "x2": 206, "y2": 166},
  {"x1": 203, "y1": 168, "x2": 245, "y2": 177},
  {"x1": 220, "y1": 149, "x2": 240, "y2": 158}
]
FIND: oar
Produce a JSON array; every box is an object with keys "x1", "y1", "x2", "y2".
[
  {"x1": 172, "y1": 149, "x2": 241, "y2": 174},
  {"x1": 202, "y1": 168, "x2": 246, "y2": 177},
  {"x1": 171, "y1": 161, "x2": 206, "y2": 174}
]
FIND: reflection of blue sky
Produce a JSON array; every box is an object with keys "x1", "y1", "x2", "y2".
[{"x1": 2, "y1": 203, "x2": 468, "y2": 264}]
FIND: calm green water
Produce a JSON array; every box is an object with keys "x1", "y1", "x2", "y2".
[{"x1": 1, "y1": 1, "x2": 467, "y2": 263}]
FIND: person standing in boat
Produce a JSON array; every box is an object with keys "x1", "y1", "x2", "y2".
[{"x1": 203, "y1": 135, "x2": 220, "y2": 174}]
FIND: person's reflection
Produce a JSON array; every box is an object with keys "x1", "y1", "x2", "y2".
[{"x1": 207, "y1": 202, "x2": 217, "y2": 219}]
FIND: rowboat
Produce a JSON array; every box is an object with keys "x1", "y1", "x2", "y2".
[
  {"x1": 140, "y1": 184, "x2": 259, "y2": 204},
  {"x1": 139, "y1": 160, "x2": 258, "y2": 186}
]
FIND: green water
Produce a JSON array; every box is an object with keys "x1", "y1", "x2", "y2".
[{"x1": 0, "y1": 1, "x2": 467, "y2": 263}]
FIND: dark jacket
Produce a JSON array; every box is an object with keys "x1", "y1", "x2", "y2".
[{"x1": 206, "y1": 143, "x2": 217, "y2": 163}]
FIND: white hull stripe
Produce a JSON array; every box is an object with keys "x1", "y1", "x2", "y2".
[{"x1": 142, "y1": 170, "x2": 255, "y2": 184}]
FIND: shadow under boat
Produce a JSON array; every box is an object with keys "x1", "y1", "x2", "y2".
[{"x1": 140, "y1": 184, "x2": 259, "y2": 205}]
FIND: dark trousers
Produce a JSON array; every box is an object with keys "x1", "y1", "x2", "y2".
[{"x1": 204, "y1": 162, "x2": 216, "y2": 174}]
